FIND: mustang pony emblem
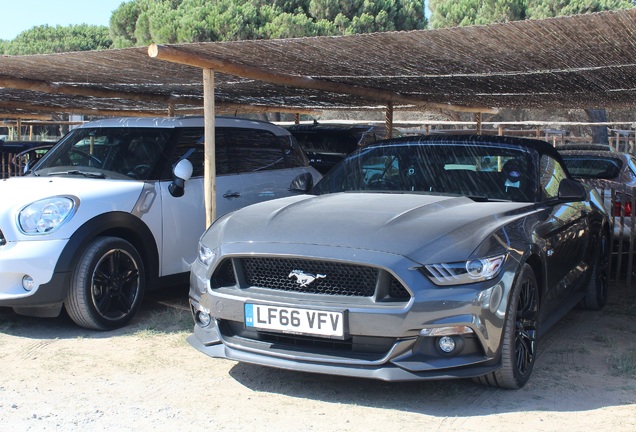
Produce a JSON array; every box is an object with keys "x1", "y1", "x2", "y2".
[{"x1": 288, "y1": 270, "x2": 326, "y2": 287}]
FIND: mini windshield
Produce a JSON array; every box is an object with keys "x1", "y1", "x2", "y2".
[
  {"x1": 33, "y1": 127, "x2": 173, "y2": 180},
  {"x1": 313, "y1": 141, "x2": 536, "y2": 202}
]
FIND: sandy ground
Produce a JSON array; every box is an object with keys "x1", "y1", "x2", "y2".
[{"x1": 1, "y1": 284, "x2": 635, "y2": 432}]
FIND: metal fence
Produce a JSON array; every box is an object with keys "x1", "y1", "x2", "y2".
[
  {"x1": 601, "y1": 184, "x2": 636, "y2": 287},
  {"x1": 0, "y1": 151, "x2": 21, "y2": 179}
]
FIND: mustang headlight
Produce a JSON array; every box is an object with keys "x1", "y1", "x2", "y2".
[
  {"x1": 197, "y1": 242, "x2": 215, "y2": 267},
  {"x1": 423, "y1": 254, "x2": 506, "y2": 286},
  {"x1": 18, "y1": 196, "x2": 77, "y2": 235}
]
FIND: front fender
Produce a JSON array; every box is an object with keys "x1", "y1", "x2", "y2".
[{"x1": 55, "y1": 211, "x2": 159, "y2": 286}]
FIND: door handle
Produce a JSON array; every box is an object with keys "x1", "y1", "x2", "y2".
[{"x1": 223, "y1": 192, "x2": 241, "y2": 198}]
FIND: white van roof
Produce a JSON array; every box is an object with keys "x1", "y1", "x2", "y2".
[{"x1": 75, "y1": 116, "x2": 291, "y2": 136}]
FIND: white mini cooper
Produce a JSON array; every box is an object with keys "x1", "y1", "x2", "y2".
[{"x1": 0, "y1": 116, "x2": 320, "y2": 330}]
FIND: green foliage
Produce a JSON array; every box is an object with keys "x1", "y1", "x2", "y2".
[
  {"x1": 429, "y1": 0, "x2": 633, "y2": 28},
  {"x1": 109, "y1": 0, "x2": 142, "y2": 48},
  {"x1": 0, "y1": 24, "x2": 112, "y2": 55},
  {"x1": 526, "y1": 0, "x2": 633, "y2": 19},
  {"x1": 429, "y1": 0, "x2": 525, "y2": 28},
  {"x1": 108, "y1": 0, "x2": 426, "y2": 46}
]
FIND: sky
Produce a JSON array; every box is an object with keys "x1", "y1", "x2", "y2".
[{"x1": 0, "y1": 0, "x2": 125, "y2": 40}]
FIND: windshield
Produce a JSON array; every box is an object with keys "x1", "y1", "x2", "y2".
[
  {"x1": 561, "y1": 156, "x2": 622, "y2": 180},
  {"x1": 33, "y1": 127, "x2": 173, "y2": 180},
  {"x1": 312, "y1": 141, "x2": 536, "y2": 202}
]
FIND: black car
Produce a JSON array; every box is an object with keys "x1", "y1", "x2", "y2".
[
  {"x1": 286, "y1": 123, "x2": 388, "y2": 174},
  {"x1": 189, "y1": 135, "x2": 610, "y2": 389},
  {"x1": 559, "y1": 148, "x2": 636, "y2": 244},
  {"x1": 0, "y1": 140, "x2": 55, "y2": 178}
]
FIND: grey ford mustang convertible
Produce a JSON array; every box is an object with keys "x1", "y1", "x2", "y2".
[{"x1": 188, "y1": 135, "x2": 609, "y2": 389}]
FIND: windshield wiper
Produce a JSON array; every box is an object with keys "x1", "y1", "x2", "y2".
[{"x1": 47, "y1": 170, "x2": 106, "y2": 179}]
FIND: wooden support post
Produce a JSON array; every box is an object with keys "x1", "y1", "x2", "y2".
[
  {"x1": 17, "y1": 118, "x2": 22, "y2": 140},
  {"x1": 294, "y1": 113, "x2": 300, "y2": 124},
  {"x1": 498, "y1": 125, "x2": 504, "y2": 136},
  {"x1": 425, "y1": 125, "x2": 429, "y2": 136},
  {"x1": 385, "y1": 103, "x2": 393, "y2": 139},
  {"x1": 475, "y1": 112, "x2": 482, "y2": 135},
  {"x1": 168, "y1": 103, "x2": 175, "y2": 117},
  {"x1": 203, "y1": 69, "x2": 216, "y2": 228}
]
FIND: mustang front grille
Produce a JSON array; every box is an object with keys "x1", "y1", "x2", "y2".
[{"x1": 210, "y1": 257, "x2": 411, "y2": 301}]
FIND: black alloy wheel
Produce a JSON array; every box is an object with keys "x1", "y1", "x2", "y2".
[
  {"x1": 65, "y1": 236, "x2": 146, "y2": 330},
  {"x1": 580, "y1": 230, "x2": 609, "y2": 310},
  {"x1": 475, "y1": 263, "x2": 539, "y2": 389},
  {"x1": 514, "y1": 268, "x2": 538, "y2": 379}
]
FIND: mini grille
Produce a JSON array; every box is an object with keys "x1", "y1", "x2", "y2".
[{"x1": 230, "y1": 257, "x2": 410, "y2": 300}]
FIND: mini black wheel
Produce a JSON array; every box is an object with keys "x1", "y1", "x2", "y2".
[{"x1": 65, "y1": 236, "x2": 145, "y2": 330}]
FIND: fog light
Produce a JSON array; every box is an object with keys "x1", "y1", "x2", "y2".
[
  {"x1": 196, "y1": 311, "x2": 211, "y2": 327},
  {"x1": 438, "y1": 336, "x2": 456, "y2": 353},
  {"x1": 22, "y1": 275, "x2": 35, "y2": 291}
]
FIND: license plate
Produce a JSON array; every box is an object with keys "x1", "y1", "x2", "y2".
[{"x1": 245, "y1": 304, "x2": 345, "y2": 338}]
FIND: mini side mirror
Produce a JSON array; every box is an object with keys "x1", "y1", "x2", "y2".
[
  {"x1": 169, "y1": 159, "x2": 194, "y2": 197},
  {"x1": 289, "y1": 172, "x2": 314, "y2": 194}
]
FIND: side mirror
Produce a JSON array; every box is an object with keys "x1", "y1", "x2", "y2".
[
  {"x1": 558, "y1": 178, "x2": 586, "y2": 202},
  {"x1": 168, "y1": 159, "x2": 194, "y2": 198},
  {"x1": 289, "y1": 172, "x2": 314, "y2": 194}
]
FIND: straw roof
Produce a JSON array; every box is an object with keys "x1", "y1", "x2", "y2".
[{"x1": 1, "y1": 9, "x2": 636, "y2": 118}]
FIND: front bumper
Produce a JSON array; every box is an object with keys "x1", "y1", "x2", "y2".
[
  {"x1": 188, "y1": 242, "x2": 515, "y2": 381},
  {"x1": 0, "y1": 238, "x2": 69, "y2": 309},
  {"x1": 187, "y1": 329, "x2": 500, "y2": 381}
]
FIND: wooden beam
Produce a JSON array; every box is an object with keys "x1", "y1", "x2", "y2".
[
  {"x1": 148, "y1": 43, "x2": 497, "y2": 115},
  {"x1": 2, "y1": 120, "x2": 82, "y2": 126},
  {"x1": 0, "y1": 101, "x2": 175, "y2": 117},
  {"x1": 0, "y1": 113, "x2": 53, "y2": 121},
  {"x1": 0, "y1": 77, "x2": 201, "y2": 106},
  {"x1": 216, "y1": 104, "x2": 318, "y2": 115},
  {"x1": 0, "y1": 100, "x2": 316, "y2": 118}
]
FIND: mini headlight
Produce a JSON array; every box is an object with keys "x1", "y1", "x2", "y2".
[
  {"x1": 197, "y1": 243, "x2": 215, "y2": 266},
  {"x1": 18, "y1": 197, "x2": 76, "y2": 235},
  {"x1": 423, "y1": 254, "x2": 506, "y2": 286}
]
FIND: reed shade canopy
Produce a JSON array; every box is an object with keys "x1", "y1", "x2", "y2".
[{"x1": 1, "y1": 9, "x2": 636, "y2": 119}]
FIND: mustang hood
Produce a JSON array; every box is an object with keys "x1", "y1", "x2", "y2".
[{"x1": 214, "y1": 193, "x2": 535, "y2": 263}]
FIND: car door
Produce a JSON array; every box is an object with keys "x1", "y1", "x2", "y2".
[
  {"x1": 158, "y1": 127, "x2": 248, "y2": 276},
  {"x1": 537, "y1": 155, "x2": 590, "y2": 314},
  {"x1": 227, "y1": 127, "x2": 310, "y2": 207}
]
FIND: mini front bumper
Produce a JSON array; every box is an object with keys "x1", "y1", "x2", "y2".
[{"x1": 0, "y1": 238, "x2": 69, "y2": 308}]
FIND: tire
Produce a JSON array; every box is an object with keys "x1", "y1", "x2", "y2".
[
  {"x1": 474, "y1": 263, "x2": 539, "y2": 389},
  {"x1": 65, "y1": 236, "x2": 145, "y2": 330},
  {"x1": 579, "y1": 231, "x2": 609, "y2": 311}
]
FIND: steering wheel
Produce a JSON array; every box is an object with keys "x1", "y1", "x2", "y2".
[
  {"x1": 127, "y1": 164, "x2": 152, "y2": 179},
  {"x1": 367, "y1": 177, "x2": 401, "y2": 191}
]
